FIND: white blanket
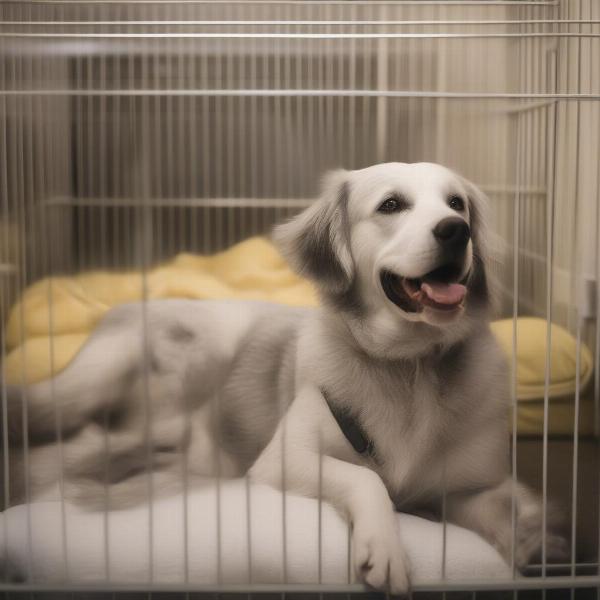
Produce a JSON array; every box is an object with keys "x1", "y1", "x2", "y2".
[{"x1": 0, "y1": 480, "x2": 509, "y2": 585}]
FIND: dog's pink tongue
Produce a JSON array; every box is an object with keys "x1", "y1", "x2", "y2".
[{"x1": 421, "y1": 281, "x2": 466, "y2": 305}]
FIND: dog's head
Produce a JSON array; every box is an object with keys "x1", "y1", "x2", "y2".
[{"x1": 275, "y1": 162, "x2": 493, "y2": 355}]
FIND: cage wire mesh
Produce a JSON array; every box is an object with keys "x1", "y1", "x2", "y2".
[{"x1": 0, "y1": 0, "x2": 599, "y2": 597}]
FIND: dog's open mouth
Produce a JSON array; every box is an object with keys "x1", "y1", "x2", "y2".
[{"x1": 380, "y1": 264, "x2": 468, "y2": 313}]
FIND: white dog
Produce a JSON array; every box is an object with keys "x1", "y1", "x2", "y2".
[{"x1": 5, "y1": 163, "x2": 566, "y2": 593}]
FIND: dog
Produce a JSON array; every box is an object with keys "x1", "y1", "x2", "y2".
[{"x1": 4, "y1": 162, "x2": 566, "y2": 593}]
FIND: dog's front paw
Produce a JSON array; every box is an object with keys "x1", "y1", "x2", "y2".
[{"x1": 352, "y1": 522, "x2": 411, "y2": 596}]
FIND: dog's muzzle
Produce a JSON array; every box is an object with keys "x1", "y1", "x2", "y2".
[{"x1": 380, "y1": 262, "x2": 469, "y2": 314}]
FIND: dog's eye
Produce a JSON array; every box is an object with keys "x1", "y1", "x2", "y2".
[
  {"x1": 448, "y1": 195, "x2": 465, "y2": 211},
  {"x1": 377, "y1": 196, "x2": 408, "y2": 214}
]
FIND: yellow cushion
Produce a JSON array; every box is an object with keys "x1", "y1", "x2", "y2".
[
  {"x1": 490, "y1": 318, "x2": 594, "y2": 401},
  {"x1": 2, "y1": 238, "x2": 594, "y2": 436},
  {"x1": 490, "y1": 318, "x2": 594, "y2": 436}
]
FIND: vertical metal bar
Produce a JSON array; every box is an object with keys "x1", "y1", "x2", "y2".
[
  {"x1": 124, "y1": 3, "x2": 133, "y2": 272},
  {"x1": 136, "y1": 24, "x2": 155, "y2": 582},
  {"x1": 214, "y1": 32, "x2": 223, "y2": 251},
  {"x1": 0, "y1": 14, "x2": 12, "y2": 566},
  {"x1": 245, "y1": 12, "x2": 256, "y2": 582},
  {"x1": 303, "y1": 6, "x2": 324, "y2": 588},
  {"x1": 596, "y1": 89, "x2": 600, "y2": 584},
  {"x1": 291, "y1": 47, "x2": 302, "y2": 221},
  {"x1": 112, "y1": 2, "x2": 121, "y2": 271},
  {"x1": 183, "y1": 3, "x2": 195, "y2": 586},
  {"x1": 75, "y1": 0, "x2": 84, "y2": 284},
  {"x1": 215, "y1": 8, "x2": 224, "y2": 589},
  {"x1": 570, "y1": 316, "x2": 582, "y2": 578},
  {"x1": 245, "y1": 463, "x2": 253, "y2": 583},
  {"x1": 533, "y1": 4, "x2": 544, "y2": 319},
  {"x1": 14, "y1": 0, "x2": 33, "y2": 579},
  {"x1": 285, "y1": 4, "x2": 294, "y2": 207},
  {"x1": 249, "y1": 26, "x2": 258, "y2": 238},
  {"x1": 303, "y1": 10, "x2": 313, "y2": 193},
  {"x1": 164, "y1": 4, "x2": 174, "y2": 261},
  {"x1": 376, "y1": 5, "x2": 388, "y2": 163},
  {"x1": 84, "y1": 3, "x2": 94, "y2": 272},
  {"x1": 595, "y1": 1, "x2": 600, "y2": 571},
  {"x1": 434, "y1": 3, "x2": 446, "y2": 165},
  {"x1": 178, "y1": 4, "x2": 192, "y2": 580},
  {"x1": 429, "y1": 2, "x2": 439, "y2": 165},
  {"x1": 226, "y1": 2, "x2": 235, "y2": 247},
  {"x1": 277, "y1": 6, "x2": 287, "y2": 587},
  {"x1": 526, "y1": 2, "x2": 534, "y2": 312},
  {"x1": 569, "y1": 0, "x2": 584, "y2": 587},
  {"x1": 208, "y1": 8, "x2": 223, "y2": 562},
  {"x1": 542, "y1": 39, "x2": 559, "y2": 586},
  {"x1": 317, "y1": 432, "x2": 323, "y2": 586},
  {"x1": 90, "y1": 9, "x2": 98, "y2": 268},
  {"x1": 260, "y1": 7, "x2": 269, "y2": 237},
  {"x1": 351, "y1": 0, "x2": 362, "y2": 587},
  {"x1": 177, "y1": 11, "x2": 186, "y2": 296},
  {"x1": 324, "y1": 2, "x2": 333, "y2": 177},
  {"x1": 214, "y1": 390, "x2": 222, "y2": 586},
  {"x1": 188, "y1": 16, "x2": 198, "y2": 231},
  {"x1": 441, "y1": 458, "x2": 447, "y2": 581},
  {"x1": 94, "y1": 0, "x2": 110, "y2": 582},
  {"x1": 585, "y1": 0, "x2": 600, "y2": 445},
  {"x1": 238, "y1": 32, "x2": 247, "y2": 240},
  {"x1": 336, "y1": 6, "x2": 346, "y2": 172},
  {"x1": 178, "y1": 3, "x2": 186, "y2": 253},
  {"x1": 404, "y1": 3, "x2": 413, "y2": 165},
  {"x1": 151, "y1": 2, "x2": 163, "y2": 264},
  {"x1": 201, "y1": 38, "x2": 210, "y2": 253},
  {"x1": 511, "y1": 96, "x2": 522, "y2": 579},
  {"x1": 348, "y1": 3, "x2": 357, "y2": 170},
  {"x1": 57, "y1": 2, "x2": 72, "y2": 579}
]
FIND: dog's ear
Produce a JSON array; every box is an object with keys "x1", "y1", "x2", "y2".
[
  {"x1": 460, "y1": 177, "x2": 490, "y2": 264},
  {"x1": 459, "y1": 176, "x2": 498, "y2": 309},
  {"x1": 273, "y1": 169, "x2": 354, "y2": 294}
]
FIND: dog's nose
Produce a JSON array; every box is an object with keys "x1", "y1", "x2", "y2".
[{"x1": 432, "y1": 217, "x2": 470, "y2": 251}]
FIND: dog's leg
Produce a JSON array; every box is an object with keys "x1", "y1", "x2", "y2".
[
  {"x1": 249, "y1": 386, "x2": 410, "y2": 595},
  {"x1": 446, "y1": 478, "x2": 569, "y2": 570}
]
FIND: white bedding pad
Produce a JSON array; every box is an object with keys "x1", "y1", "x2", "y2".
[{"x1": 0, "y1": 479, "x2": 509, "y2": 585}]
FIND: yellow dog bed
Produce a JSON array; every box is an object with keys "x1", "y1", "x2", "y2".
[{"x1": 3, "y1": 237, "x2": 594, "y2": 436}]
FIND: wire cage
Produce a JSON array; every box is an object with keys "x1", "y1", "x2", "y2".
[{"x1": 0, "y1": 0, "x2": 599, "y2": 597}]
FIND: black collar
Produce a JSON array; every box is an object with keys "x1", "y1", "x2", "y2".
[{"x1": 321, "y1": 388, "x2": 375, "y2": 458}]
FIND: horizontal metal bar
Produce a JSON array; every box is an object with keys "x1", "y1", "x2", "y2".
[
  {"x1": 529, "y1": 562, "x2": 600, "y2": 571},
  {"x1": 44, "y1": 196, "x2": 314, "y2": 209},
  {"x1": 2, "y1": 575, "x2": 600, "y2": 594},
  {"x1": 43, "y1": 188, "x2": 546, "y2": 210},
  {"x1": 2, "y1": 31, "x2": 596, "y2": 39},
  {"x1": 0, "y1": 1, "x2": 561, "y2": 6},
  {"x1": 1, "y1": 19, "x2": 594, "y2": 26},
  {"x1": 1, "y1": 90, "x2": 597, "y2": 100}
]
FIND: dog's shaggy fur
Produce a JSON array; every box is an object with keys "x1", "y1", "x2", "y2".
[{"x1": 4, "y1": 163, "x2": 567, "y2": 593}]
